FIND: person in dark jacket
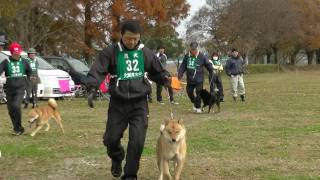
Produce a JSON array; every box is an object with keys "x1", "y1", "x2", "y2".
[
  {"x1": 83, "y1": 20, "x2": 171, "y2": 180},
  {"x1": 24, "y1": 48, "x2": 40, "y2": 108},
  {"x1": 178, "y1": 42, "x2": 213, "y2": 113},
  {"x1": 0, "y1": 42, "x2": 31, "y2": 135},
  {"x1": 225, "y1": 48, "x2": 246, "y2": 101},
  {"x1": 155, "y1": 45, "x2": 178, "y2": 105}
]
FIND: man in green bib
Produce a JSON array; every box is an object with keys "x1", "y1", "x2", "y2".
[
  {"x1": 0, "y1": 42, "x2": 31, "y2": 135},
  {"x1": 24, "y1": 48, "x2": 39, "y2": 108},
  {"x1": 83, "y1": 20, "x2": 171, "y2": 180},
  {"x1": 178, "y1": 42, "x2": 213, "y2": 113}
]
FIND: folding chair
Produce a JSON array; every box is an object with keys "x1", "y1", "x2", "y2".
[{"x1": 58, "y1": 79, "x2": 73, "y2": 100}]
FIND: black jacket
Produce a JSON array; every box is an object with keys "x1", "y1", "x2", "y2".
[
  {"x1": 0, "y1": 57, "x2": 31, "y2": 94},
  {"x1": 225, "y1": 56, "x2": 245, "y2": 76},
  {"x1": 178, "y1": 51, "x2": 213, "y2": 84},
  {"x1": 83, "y1": 42, "x2": 170, "y2": 100}
]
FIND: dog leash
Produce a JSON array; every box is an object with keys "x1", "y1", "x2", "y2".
[{"x1": 165, "y1": 87, "x2": 174, "y2": 120}]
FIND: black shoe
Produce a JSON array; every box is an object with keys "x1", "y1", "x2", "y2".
[
  {"x1": 12, "y1": 129, "x2": 24, "y2": 136},
  {"x1": 111, "y1": 159, "x2": 122, "y2": 177},
  {"x1": 24, "y1": 103, "x2": 28, "y2": 109},
  {"x1": 121, "y1": 176, "x2": 137, "y2": 180},
  {"x1": 240, "y1": 95, "x2": 245, "y2": 102},
  {"x1": 220, "y1": 98, "x2": 224, "y2": 102}
]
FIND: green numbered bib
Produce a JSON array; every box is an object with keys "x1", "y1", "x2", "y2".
[
  {"x1": 187, "y1": 56, "x2": 197, "y2": 70},
  {"x1": 7, "y1": 57, "x2": 25, "y2": 78},
  {"x1": 212, "y1": 60, "x2": 221, "y2": 66},
  {"x1": 27, "y1": 58, "x2": 38, "y2": 74},
  {"x1": 117, "y1": 49, "x2": 144, "y2": 80}
]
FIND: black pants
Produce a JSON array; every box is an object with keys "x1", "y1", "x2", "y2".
[
  {"x1": 25, "y1": 77, "x2": 38, "y2": 106},
  {"x1": 6, "y1": 90, "x2": 25, "y2": 132},
  {"x1": 209, "y1": 74, "x2": 224, "y2": 97},
  {"x1": 156, "y1": 84, "x2": 174, "y2": 102},
  {"x1": 186, "y1": 82, "x2": 203, "y2": 108},
  {"x1": 103, "y1": 97, "x2": 148, "y2": 178}
]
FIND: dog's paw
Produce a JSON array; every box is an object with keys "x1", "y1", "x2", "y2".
[{"x1": 30, "y1": 133, "x2": 35, "y2": 137}]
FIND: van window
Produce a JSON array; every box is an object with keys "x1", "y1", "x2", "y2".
[
  {"x1": 66, "y1": 57, "x2": 89, "y2": 74},
  {"x1": 50, "y1": 59, "x2": 69, "y2": 71},
  {"x1": 1, "y1": 51, "x2": 54, "y2": 70},
  {"x1": 35, "y1": 56, "x2": 55, "y2": 70}
]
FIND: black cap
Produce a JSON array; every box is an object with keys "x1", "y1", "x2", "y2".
[{"x1": 190, "y1": 42, "x2": 198, "y2": 50}]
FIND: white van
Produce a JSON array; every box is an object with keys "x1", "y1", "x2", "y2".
[{"x1": 0, "y1": 51, "x2": 75, "y2": 98}]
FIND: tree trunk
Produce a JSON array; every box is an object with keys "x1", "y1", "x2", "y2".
[
  {"x1": 272, "y1": 46, "x2": 278, "y2": 64},
  {"x1": 266, "y1": 52, "x2": 272, "y2": 64},
  {"x1": 306, "y1": 50, "x2": 316, "y2": 65},
  {"x1": 84, "y1": 2, "x2": 93, "y2": 63},
  {"x1": 316, "y1": 49, "x2": 320, "y2": 64}
]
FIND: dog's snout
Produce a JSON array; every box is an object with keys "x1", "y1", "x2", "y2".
[{"x1": 172, "y1": 139, "x2": 176, "y2": 142}]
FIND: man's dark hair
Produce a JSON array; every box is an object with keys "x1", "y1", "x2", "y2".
[
  {"x1": 231, "y1": 48, "x2": 238, "y2": 52},
  {"x1": 121, "y1": 20, "x2": 142, "y2": 35},
  {"x1": 157, "y1": 45, "x2": 165, "y2": 50}
]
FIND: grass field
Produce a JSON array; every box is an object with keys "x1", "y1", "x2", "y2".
[{"x1": 1, "y1": 71, "x2": 320, "y2": 179}]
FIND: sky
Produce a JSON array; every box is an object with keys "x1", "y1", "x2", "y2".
[{"x1": 176, "y1": 0, "x2": 206, "y2": 37}]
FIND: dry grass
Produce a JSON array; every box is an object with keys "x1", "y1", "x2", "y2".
[{"x1": 1, "y1": 71, "x2": 320, "y2": 179}]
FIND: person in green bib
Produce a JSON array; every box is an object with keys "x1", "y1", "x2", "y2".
[
  {"x1": 23, "y1": 48, "x2": 40, "y2": 108},
  {"x1": 178, "y1": 42, "x2": 213, "y2": 113},
  {"x1": 0, "y1": 42, "x2": 31, "y2": 136},
  {"x1": 83, "y1": 20, "x2": 171, "y2": 180},
  {"x1": 209, "y1": 52, "x2": 224, "y2": 102}
]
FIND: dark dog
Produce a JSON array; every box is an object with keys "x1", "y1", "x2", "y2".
[{"x1": 200, "y1": 89, "x2": 221, "y2": 113}]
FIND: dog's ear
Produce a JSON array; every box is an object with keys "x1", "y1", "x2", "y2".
[
  {"x1": 178, "y1": 118, "x2": 183, "y2": 124},
  {"x1": 160, "y1": 124, "x2": 165, "y2": 132}
]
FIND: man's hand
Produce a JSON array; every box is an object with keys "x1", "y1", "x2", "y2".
[{"x1": 87, "y1": 88, "x2": 96, "y2": 108}]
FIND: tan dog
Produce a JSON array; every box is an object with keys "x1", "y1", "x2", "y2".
[
  {"x1": 157, "y1": 119, "x2": 187, "y2": 180},
  {"x1": 28, "y1": 98, "x2": 64, "y2": 137}
]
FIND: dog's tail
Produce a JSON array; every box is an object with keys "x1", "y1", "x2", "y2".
[{"x1": 48, "y1": 98, "x2": 58, "y2": 110}]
